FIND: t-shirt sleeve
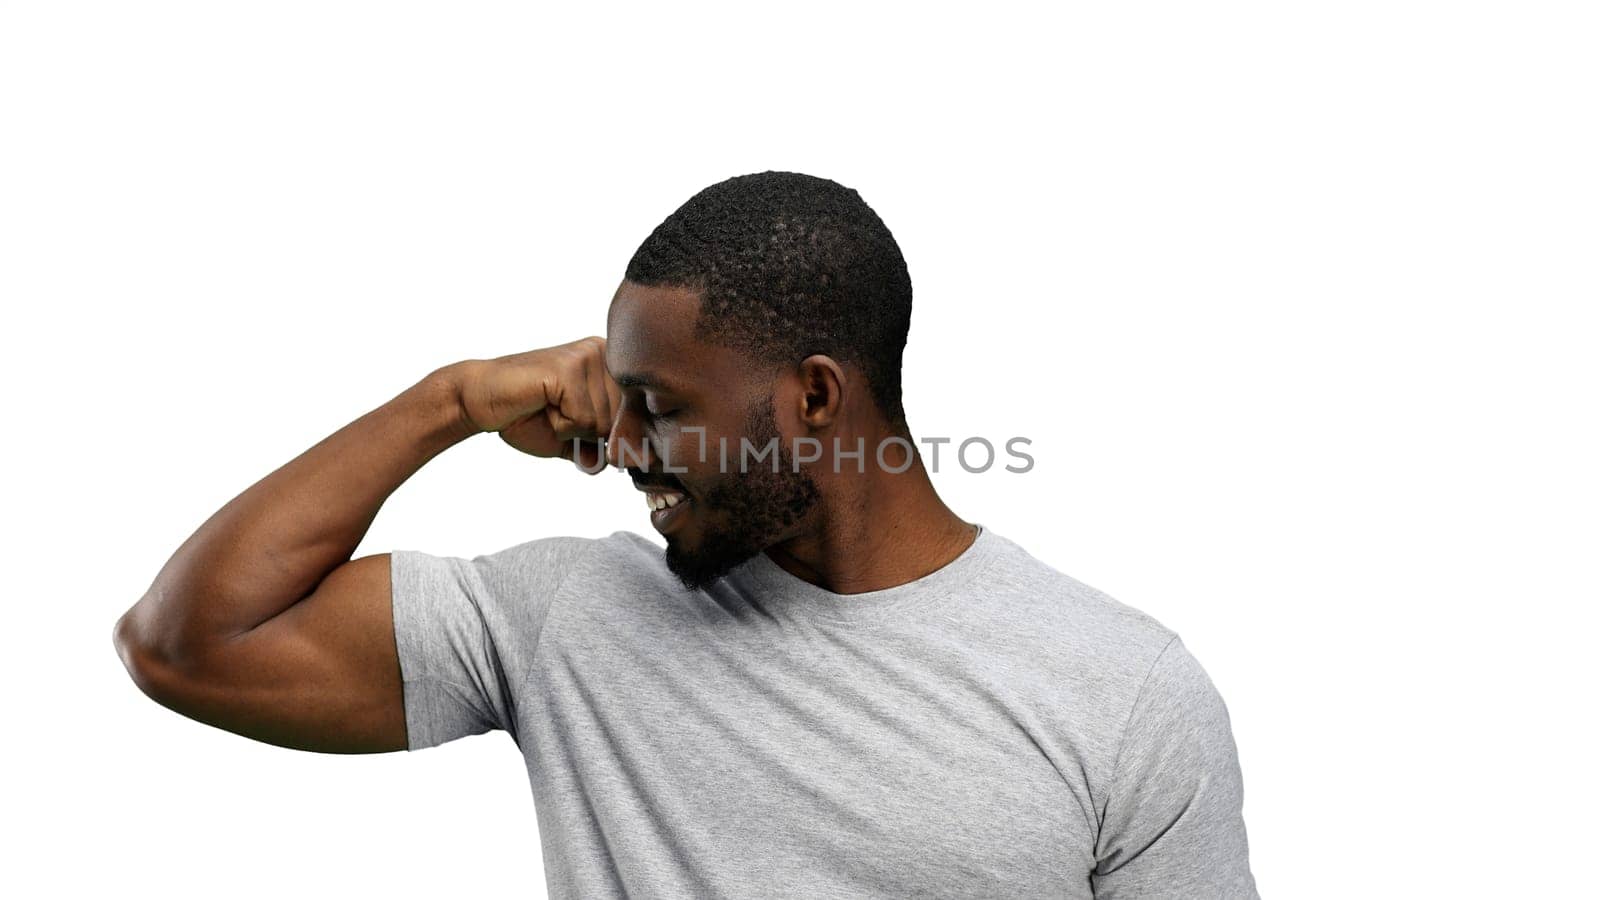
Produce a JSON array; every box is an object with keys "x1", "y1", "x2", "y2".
[
  {"x1": 388, "y1": 536, "x2": 593, "y2": 751},
  {"x1": 1092, "y1": 636, "x2": 1259, "y2": 899}
]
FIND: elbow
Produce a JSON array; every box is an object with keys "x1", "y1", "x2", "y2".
[
  {"x1": 113, "y1": 603, "x2": 205, "y2": 706},
  {"x1": 112, "y1": 606, "x2": 141, "y2": 677},
  {"x1": 113, "y1": 607, "x2": 166, "y2": 702}
]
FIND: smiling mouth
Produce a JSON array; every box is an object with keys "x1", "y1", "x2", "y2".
[{"x1": 644, "y1": 488, "x2": 691, "y2": 531}]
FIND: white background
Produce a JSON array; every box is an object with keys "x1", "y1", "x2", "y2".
[{"x1": 3, "y1": 2, "x2": 1595, "y2": 897}]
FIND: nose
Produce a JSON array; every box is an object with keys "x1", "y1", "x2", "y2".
[{"x1": 606, "y1": 407, "x2": 652, "y2": 470}]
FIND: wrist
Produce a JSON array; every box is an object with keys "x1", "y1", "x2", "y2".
[{"x1": 408, "y1": 361, "x2": 483, "y2": 448}]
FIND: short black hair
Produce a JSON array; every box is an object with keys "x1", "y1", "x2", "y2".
[{"x1": 624, "y1": 171, "x2": 913, "y2": 429}]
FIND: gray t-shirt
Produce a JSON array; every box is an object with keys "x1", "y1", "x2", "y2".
[{"x1": 390, "y1": 524, "x2": 1257, "y2": 899}]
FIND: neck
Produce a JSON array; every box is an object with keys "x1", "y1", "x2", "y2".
[{"x1": 763, "y1": 443, "x2": 978, "y2": 595}]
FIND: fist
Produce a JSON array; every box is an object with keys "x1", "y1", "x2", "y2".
[{"x1": 454, "y1": 336, "x2": 620, "y2": 470}]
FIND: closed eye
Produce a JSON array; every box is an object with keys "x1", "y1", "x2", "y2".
[
  {"x1": 624, "y1": 388, "x2": 683, "y2": 426},
  {"x1": 643, "y1": 395, "x2": 680, "y2": 422}
]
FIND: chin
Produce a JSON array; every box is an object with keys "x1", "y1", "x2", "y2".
[
  {"x1": 663, "y1": 546, "x2": 719, "y2": 591},
  {"x1": 664, "y1": 533, "x2": 758, "y2": 592}
]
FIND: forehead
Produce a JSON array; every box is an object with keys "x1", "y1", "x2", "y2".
[
  {"x1": 605, "y1": 280, "x2": 729, "y2": 394},
  {"x1": 607, "y1": 277, "x2": 697, "y2": 344}
]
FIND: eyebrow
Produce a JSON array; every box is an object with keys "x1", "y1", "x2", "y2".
[{"x1": 613, "y1": 371, "x2": 681, "y2": 393}]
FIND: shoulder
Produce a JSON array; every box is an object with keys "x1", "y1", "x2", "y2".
[
  {"x1": 560, "y1": 529, "x2": 671, "y2": 580},
  {"x1": 472, "y1": 530, "x2": 678, "y2": 603},
  {"x1": 390, "y1": 531, "x2": 665, "y2": 619},
  {"x1": 972, "y1": 529, "x2": 1178, "y2": 673},
  {"x1": 461, "y1": 530, "x2": 660, "y2": 579},
  {"x1": 965, "y1": 530, "x2": 1226, "y2": 788}
]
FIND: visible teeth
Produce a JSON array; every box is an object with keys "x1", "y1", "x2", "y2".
[{"x1": 645, "y1": 491, "x2": 685, "y2": 513}]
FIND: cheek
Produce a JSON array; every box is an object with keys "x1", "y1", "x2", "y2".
[
  {"x1": 655, "y1": 420, "x2": 746, "y2": 470},
  {"x1": 678, "y1": 463, "x2": 726, "y2": 501},
  {"x1": 647, "y1": 429, "x2": 699, "y2": 472},
  {"x1": 650, "y1": 430, "x2": 699, "y2": 471},
  {"x1": 671, "y1": 457, "x2": 748, "y2": 509}
]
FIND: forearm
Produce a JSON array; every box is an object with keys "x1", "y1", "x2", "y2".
[{"x1": 117, "y1": 363, "x2": 479, "y2": 667}]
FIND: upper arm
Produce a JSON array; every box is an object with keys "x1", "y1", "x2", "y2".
[
  {"x1": 129, "y1": 553, "x2": 409, "y2": 754},
  {"x1": 1092, "y1": 637, "x2": 1259, "y2": 899},
  {"x1": 385, "y1": 537, "x2": 593, "y2": 750},
  {"x1": 128, "y1": 536, "x2": 592, "y2": 755}
]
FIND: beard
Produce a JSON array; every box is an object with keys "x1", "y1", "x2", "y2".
[{"x1": 664, "y1": 397, "x2": 821, "y2": 591}]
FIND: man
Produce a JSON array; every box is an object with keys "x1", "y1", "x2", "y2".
[{"x1": 114, "y1": 171, "x2": 1258, "y2": 898}]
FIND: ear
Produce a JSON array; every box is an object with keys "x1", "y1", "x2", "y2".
[{"x1": 795, "y1": 354, "x2": 847, "y2": 430}]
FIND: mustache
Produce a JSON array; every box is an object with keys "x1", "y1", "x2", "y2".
[{"x1": 628, "y1": 469, "x2": 686, "y2": 491}]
